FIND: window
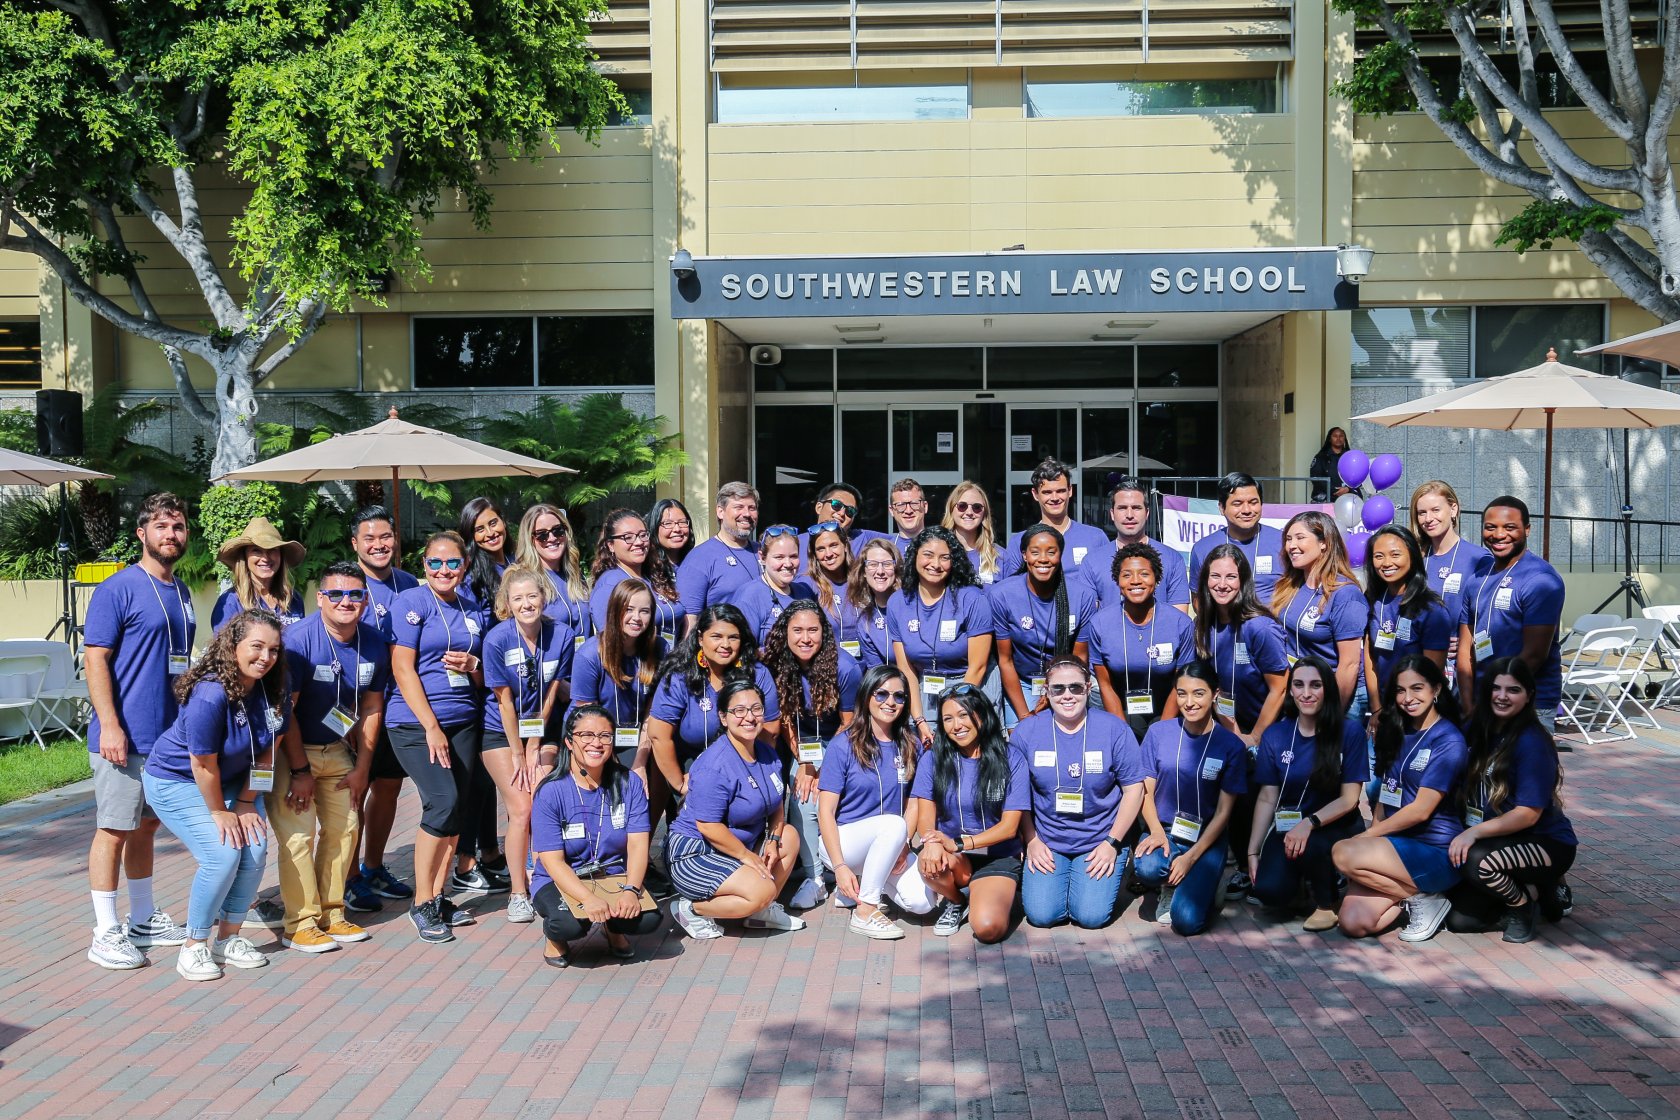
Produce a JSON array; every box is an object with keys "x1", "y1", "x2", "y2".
[
  {"x1": 837, "y1": 347, "x2": 982, "y2": 392},
  {"x1": 1351, "y1": 303, "x2": 1607, "y2": 379},
  {"x1": 1474, "y1": 304, "x2": 1604, "y2": 376},
  {"x1": 413, "y1": 314, "x2": 654, "y2": 389},
  {"x1": 987, "y1": 346, "x2": 1132, "y2": 390},
  {"x1": 608, "y1": 86, "x2": 652, "y2": 127},
  {"x1": 715, "y1": 80, "x2": 969, "y2": 123},
  {"x1": 1420, "y1": 55, "x2": 1614, "y2": 111},
  {"x1": 1352, "y1": 307, "x2": 1471, "y2": 380},
  {"x1": 754, "y1": 405, "x2": 835, "y2": 527},
  {"x1": 1138, "y1": 344, "x2": 1219, "y2": 389},
  {"x1": 0, "y1": 320, "x2": 42, "y2": 389},
  {"x1": 1026, "y1": 78, "x2": 1278, "y2": 118},
  {"x1": 754, "y1": 349, "x2": 834, "y2": 393}
]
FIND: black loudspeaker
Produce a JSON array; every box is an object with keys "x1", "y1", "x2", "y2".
[{"x1": 35, "y1": 389, "x2": 84, "y2": 457}]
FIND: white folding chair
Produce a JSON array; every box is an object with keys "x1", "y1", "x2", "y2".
[
  {"x1": 1557, "y1": 625, "x2": 1638, "y2": 745},
  {"x1": 0, "y1": 639, "x2": 88, "y2": 737},
  {"x1": 1643, "y1": 608, "x2": 1680, "y2": 710},
  {"x1": 1559, "y1": 613, "x2": 1624, "y2": 670},
  {"x1": 0, "y1": 655, "x2": 52, "y2": 749},
  {"x1": 1610, "y1": 618, "x2": 1663, "y2": 732}
]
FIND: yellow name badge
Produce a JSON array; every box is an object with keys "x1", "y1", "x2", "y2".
[
  {"x1": 1273, "y1": 810, "x2": 1303, "y2": 831},
  {"x1": 798, "y1": 740, "x2": 823, "y2": 764},
  {"x1": 1169, "y1": 814, "x2": 1202, "y2": 842},
  {"x1": 1465, "y1": 806, "x2": 1484, "y2": 827},
  {"x1": 575, "y1": 635, "x2": 587, "y2": 650},
  {"x1": 1216, "y1": 696, "x2": 1236, "y2": 720},
  {"x1": 1473, "y1": 630, "x2": 1494, "y2": 658},
  {"x1": 840, "y1": 640, "x2": 861, "y2": 658},
  {"x1": 1028, "y1": 676, "x2": 1047, "y2": 699},
  {"x1": 323, "y1": 705, "x2": 356, "y2": 739},
  {"x1": 1055, "y1": 790, "x2": 1084, "y2": 815},
  {"x1": 1125, "y1": 691, "x2": 1152, "y2": 716},
  {"x1": 168, "y1": 653, "x2": 190, "y2": 676},
  {"x1": 248, "y1": 768, "x2": 275, "y2": 793},
  {"x1": 1374, "y1": 631, "x2": 1395, "y2": 651},
  {"x1": 518, "y1": 718, "x2": 544, "y2": 740},
  {"x1": 922, "y1": 674, "x2": 947, "y2": 695},
  {"x1": 614, "y1": 727, "x2": 639, "y2": 750}
]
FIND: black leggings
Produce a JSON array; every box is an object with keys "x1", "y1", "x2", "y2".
[
  {"x1": 462, "y1": 751, "x2": 501, "y2": 860},
  {"x1": 1446, "y1": 833, "x2": 1576, "y2": 930},
  {"x1": 532, "y1": 883, "x2": 664, "y2": 943},
  {"x1": 389, "y1": 722, "x2": 482, "y2": 838}
]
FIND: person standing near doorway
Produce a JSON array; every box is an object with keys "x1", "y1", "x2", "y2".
[
  {"x1": 1078, "y1": 477, "x2": 1191, "y2": 613},
  {"x1": 887, "y1": 478, "x2": 929, "y2": 554},
  {"x1": 677, "y1": 482, "x2": 762, "y2": 628},
  {"x1": 1187, "y1": 472, "x2": 1287, "y2": 605},
  {"x1": 1001, "y1": 459, "x2": 1110, "y2": 578}
]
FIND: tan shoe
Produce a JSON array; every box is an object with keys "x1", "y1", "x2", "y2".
[
  {"x1": 1303, "y1": 908, "x2": 1339, "y2": 932},
  {"x1": 283, "y1": 926, "x2": 340, "y2": 953},
  {"x1": 321, "y1": 919, "x2": 371, "y2": 944}
]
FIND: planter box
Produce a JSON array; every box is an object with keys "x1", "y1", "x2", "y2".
[{"x1": 74, "y1": 562, "x2": 124, "y2": 584}]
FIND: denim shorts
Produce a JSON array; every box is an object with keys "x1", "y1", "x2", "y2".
[{"x1": 1387, "y1": 835, "x2": 1459, "y2": 894}]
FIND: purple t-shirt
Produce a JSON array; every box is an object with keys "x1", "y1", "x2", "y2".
[
  {"x1": 1275, "y1": 582, "x2": 1367, "y2": 673},
  {"x1": 818, "y1": 733, "x2": 916, "y2": 825},
  {"x1": 1141, "y1": 719, "x2": 1250, "y2": 829},
  {"x1": 84, "y1": 564, "x2": 198, "y2": 756},
  {"x1": 1367, "y1": 592, "x2": 1454, "y2": 693},
  {"x1": 567, "y1": 637, "x2": 663, "y2": 730},
  {"x1": 1189, "y1": 524, "x2": 1287, "y2": 605},
  {"x1": 987, "y1": 574, "x2": 1098, "y2": 685},
  {"x1": 676, "y1": 536, "x2": 762, "y2": 617},
  {"x1": 539, "y1": 569, "x2": 593, "y2": 644},
  {"x1": 999, "y1": 520, "x2": 1113, "y2": 579},
  {"x1": 1467, "y1": 724, "x2": 1576, "y2": 845},
  {"x1": 211, "y1": 586, "x2": 306, "y2": 632},
  {"x1": 1381, "y1": 719, "x2": 1468, "y2": 846},
  {"x1": 724, "y1": 578, "x2": 815, "y2": 645},
  {"x1": 907, "y1": 747, "x2": 1029, "y2": 858},
  {"x1": 481, "y1": 617, "x2": 573, "y2": 738},
  {"x1": 1078, "y1": 537, "x2": 1192, "y2": 609},
  {"x1": 670, "y1": 737, "x2": 786, "y2": 849},
  {"x1": 361, "y1": 567, "x2": 419, "y2": 642},
  {"x1": 885, "y1": 584, "x2": 993, "y2": 678},
  {"x1": 283, "y1": 613, "x2": 390, "y2": 747},
  {"x1": 530, "y1": 771, "x2": 651, "y2": 891},
  {"x1": 1205, "y1": 614, "x2": 1290, "y2": 731},
  {"x1": 1425, "y1": 539, "x2": 1491, "y2": 633},
  {"x1": 387, "y1": 586, "x2": 483, "y2": 728},
  {"x1": 1014, "y1": 709, "x2": 1147, "y2": 854},
  {"x1": 647, "y1": 661, "x2": 781, "y2": 759},
  {"x1": 145, "y1": 680, "x2": 288, "y2": 785},
  {"x1": 795, "y1": 527, "x2": 889, "y2": 577},
  {"x1": 783, "y1": 651, "x2": 864, "y2": 754},
  {"x1": 1086, "y1": 601, "x2": 1196, "y2": 714},
  {"x1": 849, "y1": 600, "x2": 892, "y2": 669},
  {"x1": 1461, "y1": 552, "x2": 1566, "y2": 710},
  {"x1": 589, "y1": 568, "x2": 682, "y2": 646},
  {"x1": 1254, "y1": 718, "x2": 1370, "y2": 817}
]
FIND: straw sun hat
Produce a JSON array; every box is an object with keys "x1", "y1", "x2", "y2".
[{"x1": 217, "y1": 517, "x2": 306, "y2": 569}]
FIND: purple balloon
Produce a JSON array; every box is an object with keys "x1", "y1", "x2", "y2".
[
  {"x1": 1368, "y1": 453, "x2": 1403, "y2": 491},
  {"x1": 1337, "y1": 449, "x2": 1370, "y2": 488},
  {"x1": 1362, "y1": 495, "x2": 1396, "y2": 530},
  {"x1": 1346, "y1": 532, "x2": 1368, "y2": 567}
]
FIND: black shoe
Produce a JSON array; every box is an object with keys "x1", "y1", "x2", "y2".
[
  {"x1": 439, "y1": 896, "x2": 476, "y2": 927},
  {"x1": 449, "y1": 867, "x2": 506, "y2": 895},
  {"x1": 480, "y1": 854, "x2": 512, "y2": 889},
  {"x1": 1502, "y1": 898, "x2": 1539, "y2": 944},
  {"x1": 1539, "y1": 880, "x2": 1573, "y2": 922},
  {"x1": 410, "y1": 898, "x2": 454, "y2": 944}
]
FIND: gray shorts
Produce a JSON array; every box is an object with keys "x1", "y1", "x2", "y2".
[{"x1": 91, "y1": 752, "x2": 156, "y2": 831}]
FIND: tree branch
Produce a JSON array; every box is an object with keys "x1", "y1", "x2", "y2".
[
  {"x1": 174, "y1": 84, "x2": 213, "y2": 147},
  {"x1": 253, "y1": 299, "x2": 328, "y2": 384},
  {"x1": 1576, "y1": 228, "x2": 1680, "y2": 320},
  {"x1": 169, "y1": 165, "x2": 242, "y2": 327},
  {"x1": 1599, "y1": 0, "x2": 1653, "y2": 133},
  {"x1": 1643, "y1": 3, "x2": 1680, "y2": 179},
  {"x1": 130, "y1": 179, "x2": 242, "y2": 329},
  {"x1": 1526, "y1": 0, "x2": 1637, "y2": 141}
]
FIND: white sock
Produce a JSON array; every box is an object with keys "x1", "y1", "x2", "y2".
[
  {"x1": 91, "y1": 889, "x2": 120, "y2": 932},
  {"x1": 127, "y1": 876, "x2": 155, "y2": 923}
]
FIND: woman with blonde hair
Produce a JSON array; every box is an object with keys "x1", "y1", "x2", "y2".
[
  {"x1": 1271, "y1": 511, "x2": 1368, "y2": 718},
  {"x1": 843, "y1": 537, "x2": 901, "y2": 668},
  {"x1": 941, "y1": 482, "x2": 1002, "y2": 586},
  {"x1": 1409, "y1": 480, "x2": 1490, "y2": 669},
  {"x1": 211, "y1": 517, "x2": 306, "y2": 630},
  {"x1": 515, "y1": 503, "x2": 591, "y2": 643}
]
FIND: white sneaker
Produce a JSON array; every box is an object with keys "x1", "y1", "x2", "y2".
[
  {"x1": 849, "y1": 910, "x2": 905, "y2": 940},
  {"x1": 1156, "y1": 885, "x2": 1176, "y2": 926},
  {"x1": 743, "y1": 901, "x2": 807, "y2": 931},
  {"x1": 506, "y1": 893, "x2": 536, "y2": 924},
  {"x1": 1398, "y1": 892, "x2": 1451, "y2": 942},
  {"x1": 212, "y1": 935, "x2": 269, "y2": 969},
  {"x1": 671, "y1": 897, "x2": 723, "y2": 940},
  {"x1": 124, "y1": 910, "x2": 188, "y2": 947},
  {"x1": 88, "y1": 926, "x2": 145, "y2": 970},
  {"x1": 176, "y1": 944, "x2": 222, "y2": 982},
  {"x1": 789, "y1": 879, "x2": 828, "y2": 910}
]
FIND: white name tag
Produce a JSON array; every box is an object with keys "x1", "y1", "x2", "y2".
[
  {"x1": 1465, "y1": 806, "x2": 1484, "y2": 827},
  {"x1": 1201, "y1": 757, "x2": 1223, "y2": 780},
  {"x1": 1083, "y1": 750, "x2": 1103, "y2": 773},
  {"x1": 313, "y1": 664, "x2": 336, "y2": 682},
  {"x1": 574, "y1": 635, "x2": 587, "y2": 651},
  {"x1": 1397, "y1": 617, "x2": 1413, "y2": 642},
  {"x1": 798, "y1": 740, "x2": 823, "y2": 764},
  {"x1": 1071, "y1": 547, "x2": 1088, "y2": 566},
  {"x1": 518, "y1": 718, "x2": 544, "y2": 740},
  {"x1": 1443, "y1": 573, "x2": 1462, "y2": 595},
  {"x1": 1150, "y1": 643, "x2": 1175, "y2": 665},
  {"x1": 503, "y1": 647, "x2": 525, "y2": 667},
  {"x1": 1473, "y1": 629, "x2": 1494, "y2": 658},
  {"x1": 614, "y1": 727, "x2": 639, "y2": 750},
  {"x1": 1234, "y1": 642, "x2": 1250, "y2": 666},
  {"x1": 1410, "y1": 748, "x2": 1431, "y2": 771},
  {"x1": 1255, "y1": 556, "x2": 1273, "y2": 574},
  {"x1": 1494, "y1": 587, "x2": 1514, "y2": 610},
  {"x1": 1216, "y1": 696, "x2": 1236, "y2": 720},
  {"x1": 611, "y1": 804, "x2": 627, "y2": 828},
  {"x1": 542, "y1": 659, "x2": 559, "y2": 681},
  {"x1": 1033, "y1": 750, "x2": 1056, "y2": 767},
  {"x1": 840, "y1": 640, "x2": 861, "y2": 657},
  {"x1": 1027, "y1": 676, "x2": 1047, "y2": 699},
  {"x1": 1374, "y1": 631, "x2": 1395, "y2": 651},
  {"x1": 446, "y1": 670, "x2": 471, "y2": 689},
  {"x1": 1055, "y1": 790, "x2": 1084, "y2": 815},
  {"x1": 168, "y1": 654, "x2": 190, "y2": 676},
  {"x1": 1170, "y1": 814, "x2": 1202, "y2": 842},
  {"x1": 922, "y1": 674, "x2": 947, "y2": 695},
  {"x1": 1125, "y1": 692, "x2": 1152, "y2": 716},
  {"x1": 1273, "y1": 810, "x2": 1303, "y2": 831},
  {"x1": 323, "y1": 705, "x2": 355, "y2": 738},
  {"x1": 463, "y1": 616, "x2": 480, "y2": 634},
  {"x1": 1379, "y1": 779, "x2": 1402, "y2": 808},
  {"x1": 248, "y1": 768, "x2": 275, "y2": 793},
  {"x1": 938, "y1": 620, "x2": 958, "y2": 643},
  {"x1": 563, "y1": 822, "x2": 586, "y2": 840}
]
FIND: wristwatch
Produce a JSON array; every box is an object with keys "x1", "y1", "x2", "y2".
[
  {"x1": 909, "y1": 836, "x2": 925, "y2": 854},
  {"x1": 1307, "y1": 812, "x2": 1322, "y2": 828},
  {"x1": 1104, "y1": 836, "x2": 1125, "y2": 853},
  {"x1": 290, "y1": 765, "x2": 310, "y2": 777},
  {"x1": 955, "y1": 836, "x2": 968, "y2": 853},
  {"x1": 622, "y1": 884, "x2": 645, "y2": 898}
]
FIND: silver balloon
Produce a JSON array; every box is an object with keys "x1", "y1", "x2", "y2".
[{"x1": 1333, "y1": 492, "x2": 1364, "y2": 532}]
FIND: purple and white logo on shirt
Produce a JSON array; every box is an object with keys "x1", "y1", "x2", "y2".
[
  {"x1": 699, "y1": 697, "x2": 712, "y2": 712},
  {"x1": 1067, "y1": 762, "x2": 1082, "y2": 779},
  {"x1": 233, "y1": 706, "x2": 248, "y2": 727},
  {"x1": 405, "y1": 610, "x2": 421, "y2": 625},
  {"x1": 1020, "y1": 616, "x2": 1034, "y2": 630},
  {"x1": 907, "y1": 619, "x2": 920, "y2": 632},
  {"x1": 1280, "y1": 750, "x2": 1295, "y2": 764}
]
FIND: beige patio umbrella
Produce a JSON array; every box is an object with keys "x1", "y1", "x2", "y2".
[
  {"x1": 1353, "y1": 348, "x2": 1680, "y2": 558},
  {"x1": 217, "y1": 407, "x2": 574, "y2": 540},
  {"x1": 1577, "y1": 319, "x2": 1680, "y2": 366},
  {"x1": 0, "y1": 446, "x2": 111, "y2": 487}
]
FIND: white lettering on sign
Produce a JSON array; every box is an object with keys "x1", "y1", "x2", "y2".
[
  {"x1": 1150, "y1": 267, "x2": 1171, "y2": 293},
  {"x1": 847, "y1": 272, "x2": 875, "y2": 297},
  {"x1": 1230, "y1": 267, "x2": 1253, "y2": 291},
  {"x1": 747, "y1": 273, "x2": 769, "y2": 298},
  {"x1": 904, "y1": 272, "x2": 924, "y2": 296},
  {"x1": 1259, "y1": 266, "x2": 1283, "y2": 291},
  {"x1": 722, "y1": 273, "x2": 742, "y2": 299},
  {"x1": 712, "y1": 263, "x2": 1299, "y2": 305},
  {"x1": 881, "y1": 272, "x2": 898, "y2": 297}
]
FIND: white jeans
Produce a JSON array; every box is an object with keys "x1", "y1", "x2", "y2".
[{"x1": 819, "y1": 814, "x2": 937, "y2": 914}]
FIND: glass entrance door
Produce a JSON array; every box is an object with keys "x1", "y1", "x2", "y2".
[
  {"x1": 1005, "y1": 405, "x2": 1132, "y2": 536},
  {"x1": 840, "y1": 406, "x2": 963, "y2": 532}
]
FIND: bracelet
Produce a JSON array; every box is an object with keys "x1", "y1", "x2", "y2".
[
  {"x1": 290, "y1": 766, "x2": 310, "y2": 777},
  {"x1": 235, "y1": 797, "x2": 256, "y2": 806},
  {"x1": 622, "y1": 884, "x2": 645, "y2": 898}
]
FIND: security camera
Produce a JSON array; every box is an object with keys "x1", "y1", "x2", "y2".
[
  {"x1": 750, "y1": 344, "x2": 783, "y2": 367},
  {"x1": 670, "y1": 248, "x2": 696, "y2": 280},
  {"x1": 1335, "y1": 243, "x2": 1374, "y2": 285}
]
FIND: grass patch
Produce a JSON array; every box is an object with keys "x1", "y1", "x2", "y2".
[{"x1": 0, "y1": 737, "x2": 91, "y2": 805}]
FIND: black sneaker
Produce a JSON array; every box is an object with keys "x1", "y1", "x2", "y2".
[
  {"x1": 449, "y1": 867, "x2": 505, "y2": 895},
  {"x1": 439, "y1": 897, "x2": 476, "y2": 927},
  {"x1": 479, "y1": 855, "x2": 512, "y2": 890},
  {"x1": 1502, "y1": 898, "x2": 1539, "y2": 944},
  {"x1": 1539, "y1": 880, "x2": 1574, "y2": 922},
  {"x1": 410, "y1": 898, "x2": 453, "y2": 944},
  {"x1": 345, "y1": 874, "x2": 384, "y2": 914}
]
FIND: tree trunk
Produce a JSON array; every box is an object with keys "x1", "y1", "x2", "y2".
[{"x1": 209, "y1": 348, "x2": 261, "y2": 479}]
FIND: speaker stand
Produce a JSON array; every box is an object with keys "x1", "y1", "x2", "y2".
[{"x1": 45, "y1": 481, "x2": 77, "y2": 648}]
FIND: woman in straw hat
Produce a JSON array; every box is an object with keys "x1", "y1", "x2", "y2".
[{"x1": 212, "y1": 517, "x2": 307, "y2": 632}]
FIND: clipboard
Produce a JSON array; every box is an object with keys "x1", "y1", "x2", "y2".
[{"x1": 560, "y1": 874, "x2": 657, "y2": 918}]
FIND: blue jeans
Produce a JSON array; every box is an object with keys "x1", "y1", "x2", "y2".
[
  {"x1": 1133, "y1": 839, "x2": 1226, "y2": 935},
  {"x1": 1022, "y1": 847, "x2": 1126, "y2": 929},
  {"x1": 143, "y1": 772, "x2": 269, "y2": 941},
  {"x1": 1253, "y1": 815, "x2": 1361, "y2": 910}
]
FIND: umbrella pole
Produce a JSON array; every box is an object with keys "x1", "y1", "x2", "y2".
[
  {"x1": 1542, "y1": 409, "x2": 1555, "y2": 560},
  {"x1": 391, "y1": 466, "x2": 401, "y2": 556}
]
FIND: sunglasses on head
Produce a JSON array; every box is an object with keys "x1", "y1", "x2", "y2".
[
  {"x1": 942, "y1": 682, "x2": 979, "y2": 698},
  {"x1": 871, "y1": 688, "x2": 908, "y2": 705},
  {"x1": 531, "y1": 527, "x2": 567, "y2": 544},
  {"x1": 954, "y1": 501, "x2": 986, "y2": 514},
  {"x1": 808, "y1": 520, "x2": 841, "y2": 535},
  {"x1": 425, "y1": 557, "x2": 464, "y2": 571},
  {"x1": 321, "y1": 588, "x2": 368, "y2": 604},
  {"x1": 822, "y1": 497, "x2": 858, "y2": 518},
  {"x1": 761, "y1": 524, "x2": 800, "y2": 542}
]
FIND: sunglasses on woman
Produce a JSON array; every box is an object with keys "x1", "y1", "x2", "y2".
[
  {"x1": 531, "y1": 527, "x2": 567, "y2": 544},
  {"x1": 871, "y1": 688, "x2": 908, "y2": 705},
  {"x1": 424, "y1": 557, "x2": 464, "y2": 571},
  {"x1": 761, "y1": 525, "x2": 799, "y2": 542},
  {"x1": 954, "y1": 501, "x2": 986, "y2": 515},
  {"x1": 1048, "y1": 682, "x2": 1088, "y2": 697},
  {"x1": 808, "y1": 520, "x2": 842, "y2": 534}
]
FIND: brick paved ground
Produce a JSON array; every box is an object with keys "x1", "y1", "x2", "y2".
[{"x1": 2, "y1": 719, "x2": 1678, "y2": 1120}]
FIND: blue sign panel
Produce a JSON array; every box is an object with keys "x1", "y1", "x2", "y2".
[{"x1": 670, "y1": 248, "x2": 1358, "y2": 318}]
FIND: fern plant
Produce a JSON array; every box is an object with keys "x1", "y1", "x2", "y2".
[
  {"x1": 76, "y1": 386, "x2": 202, "y2": 552},
  {"x1": 0, "y1": 488, "x2": 87, "y2": 580}
]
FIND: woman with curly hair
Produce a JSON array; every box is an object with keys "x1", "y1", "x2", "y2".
[
  {"x1": 763, "y1": 600, "x2": 862, "y2": 910},
  {"x1": 142, "y1": 610, "x2": 290, "y2": 981},
  {"x1": 888, "y1": 526, "x2": 994, "y2": 745},
  {"x1": 589, "y1": 508, "x2": 682, "y2": 647}
]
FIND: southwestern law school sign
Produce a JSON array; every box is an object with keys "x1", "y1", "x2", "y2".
[{"x1": 669, "y1": 248, "x2": 1358, "y2": 318}]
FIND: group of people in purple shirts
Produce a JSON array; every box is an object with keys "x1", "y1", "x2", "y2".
[{"x1": 79, "y1": 460, "x2": 1578, "y2": 980}]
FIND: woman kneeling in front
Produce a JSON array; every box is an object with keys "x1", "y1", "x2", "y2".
[
  {"x1": 528, "y1": 705, "x2": 663, "y2": 967},
  {"x1": 1333, "y1": 655, "x2": 1468, "y2": 942},
  {"x1": 666, "y1": 677, "x2": 806, "y2": 939}
]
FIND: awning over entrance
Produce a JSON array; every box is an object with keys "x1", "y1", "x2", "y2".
[
  {"x1": 670, "y1": 247, "x2": 1358, "y2": 322},
  {"x1": 711, "y1": 309, "x2": 1279, "y2": 346}
]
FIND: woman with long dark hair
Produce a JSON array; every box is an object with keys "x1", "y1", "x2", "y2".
[
  {"x1": 648, "y1": 497, "x2": 695, "y2": 571},
  {"x1": 1333, "y1": 655, "x2": 1468, "y2": 942},
  {"x1": 1193, "y1": 543, "x2": 1289, "y2": 744},
  {"x1": 908, "y1": 686, "x2": 1026, "y2": 943},
  {"x1": 568, "y1": 577, "x2": 665, "y2": 767},
  {"x1": 990, "y1": 524, "x2": 1096, "y2": 728},
  {"x1": 528, "y1": 705, "x2": 662, "y2": 967},
  {"x1": 1308, "y1": 425, "x2": 1364, "y2": 502},
  {"x1": 1246, "y1": 657, "x2": 1368, "y2": 931},
  {"x1": 889, "y1": 527, "x2": 994, "y2": 744},
  {"x1": 456, "y1": 496, "x2": 511, "y2": 623},
  {"x1": 804, "y1": 522, "x2": 855, "y2": 644},
  {"x1": 1364, "y1": 525, "x2": 1453, "y2": 710},
  {"x1": 816, "y1": 664, "x2": 936, "y2": 939},
  {"x1": 1445, "y1": 657, "x2": 1577, "y2": 943},
  {"x1": 590, "y1": 508, "x2": 683, "y2": 647},
  {"x1": 452, "y1": 495, "x2": 515, "y2": 895}
]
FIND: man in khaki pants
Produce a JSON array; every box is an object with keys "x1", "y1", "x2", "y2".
[{"x1": 269, "y1": 562, "x2": 391, "y2": 952}]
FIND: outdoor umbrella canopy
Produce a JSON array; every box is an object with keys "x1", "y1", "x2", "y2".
[
  {"x1": 1353, "y1": 348, "x2": 1680, "y2": 558},
  {"x1": 1577, "y1": 318, "x2": 1680, "y2": 367},
  {"x1": 0, "y1": 447, "x2": 112, "y2": 487},
  {"x1": 216, "y1": 408, "x2": 575, "y2": 539}
]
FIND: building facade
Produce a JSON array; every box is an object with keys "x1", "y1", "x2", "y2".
[{"x1": 1, "y1": 1, "x2": 1670, "y2": 550}]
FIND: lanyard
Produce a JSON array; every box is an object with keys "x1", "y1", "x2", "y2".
[
  {"x1": 1435, "y1": 538, "x2": 1462, "y2": 586},
  {"x1": 565, "y1": 777, "x2": 610, "y2": 871},
  {"x1": 1218, "y1": 619, "x2": 1238, "y2": 697},
  {"x1": 1473, "y1": 553, "x2": 1524, "y2": 630},
  {"x1": 610, "y1": 654, "x2": 645, "y2": 728},
  {"x1": 921, "y1": 587, "x2": 954, "y2": 675},
  {"x1": 517, "y1": 623, "x2": 553, "y2": 718},
  {"x1": 428, "y1": 589, "x2": 470, "y2": 656},
  {"x1": 145, "y1": 571, "x2": 191, "y2": 655},
  {"x1": 1226, "y1": 528, "x2": 1260, "y2": 572},
  {"x1": 246, "y1": 690, "x2": 272, "y2": 769},
  {"x1": 874, "y1": 739, "x2": 898, "y2": 816},
  {"x1": 325, "y1": 625, "x2": 363, "y2": 716},
  {"x1": 733, "y1": 744, "x2": 779, "y2": 830},
  {"x1": 721, "y1": 538, "x2": 761, "y2": 578},
  {"x1": 1391, "y1": 717, "x2": 1441, "y2": 786},
  {"x1": 1278, "y1": 722, "x2": 1314, "y2": 814},
  {"x1": 1023, "y1": 581, "x2": 1059, "y2": 672},
  {"x1": 1123, "y1": 606, "x2": 1158, "y2": 696},
  {"x1": 953, "y1": 754, "x2": 989, "y2": 837},
  {"x1": 546, "y1": 569, "x2": 583, "y2": 633},
  {"x1": 1173, "y1": 720, "x2": 1216, "y2": 821},
  {"x1": 1051, "y1": 718, "x2": 1089, "y2": 795},
  {"x1": 1289, "y1": 583, "x2": 1323, "y2": 657}
]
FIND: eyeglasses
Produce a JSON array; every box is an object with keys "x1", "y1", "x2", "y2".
[
  {"x1": 822, "y1": 498, "x2": 858, "y2": 518},
  {"x1": 863, "y1": 560, "x2": 896, "y2": 573},
  {"x1": 724, "y1": 703, "x2": 765, "y2": 718},
  {"x1": 761, "y1": 525, "x2": 799, "y2": 543},
  {"x1": 871, "y1": 689, "x2": 908, "y2": 705},
  {"x1": 425, "y1": 557, "x2": 464, "y2": 571},
  {"x1": 660, "y1": 518, "x2": 691, "y2": 531},
  {"x1": 891, "y1": 499, "x2": 927, "y2": 513},
  {"x1": 1048, "y1": 682, "x2": 1088, "y2": 697},
  {"x1": 570, "y1": 731, "x2": 614, "y2": 745},
  {"x1": 531, "y1": 527, "x2": 567, "y2": 544},
  {"x1": 320, "y1": 588, "x2": 368, "y2": 604},
  {"x1": 808, "y1": 520, "x2": 841, "y2": 534},
  {"x1": 954, "y1": 501, "x2": 986, "y2": 515},
  {"x1": 611, "y1": 529, "x2": 652, "y2": 545}
]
